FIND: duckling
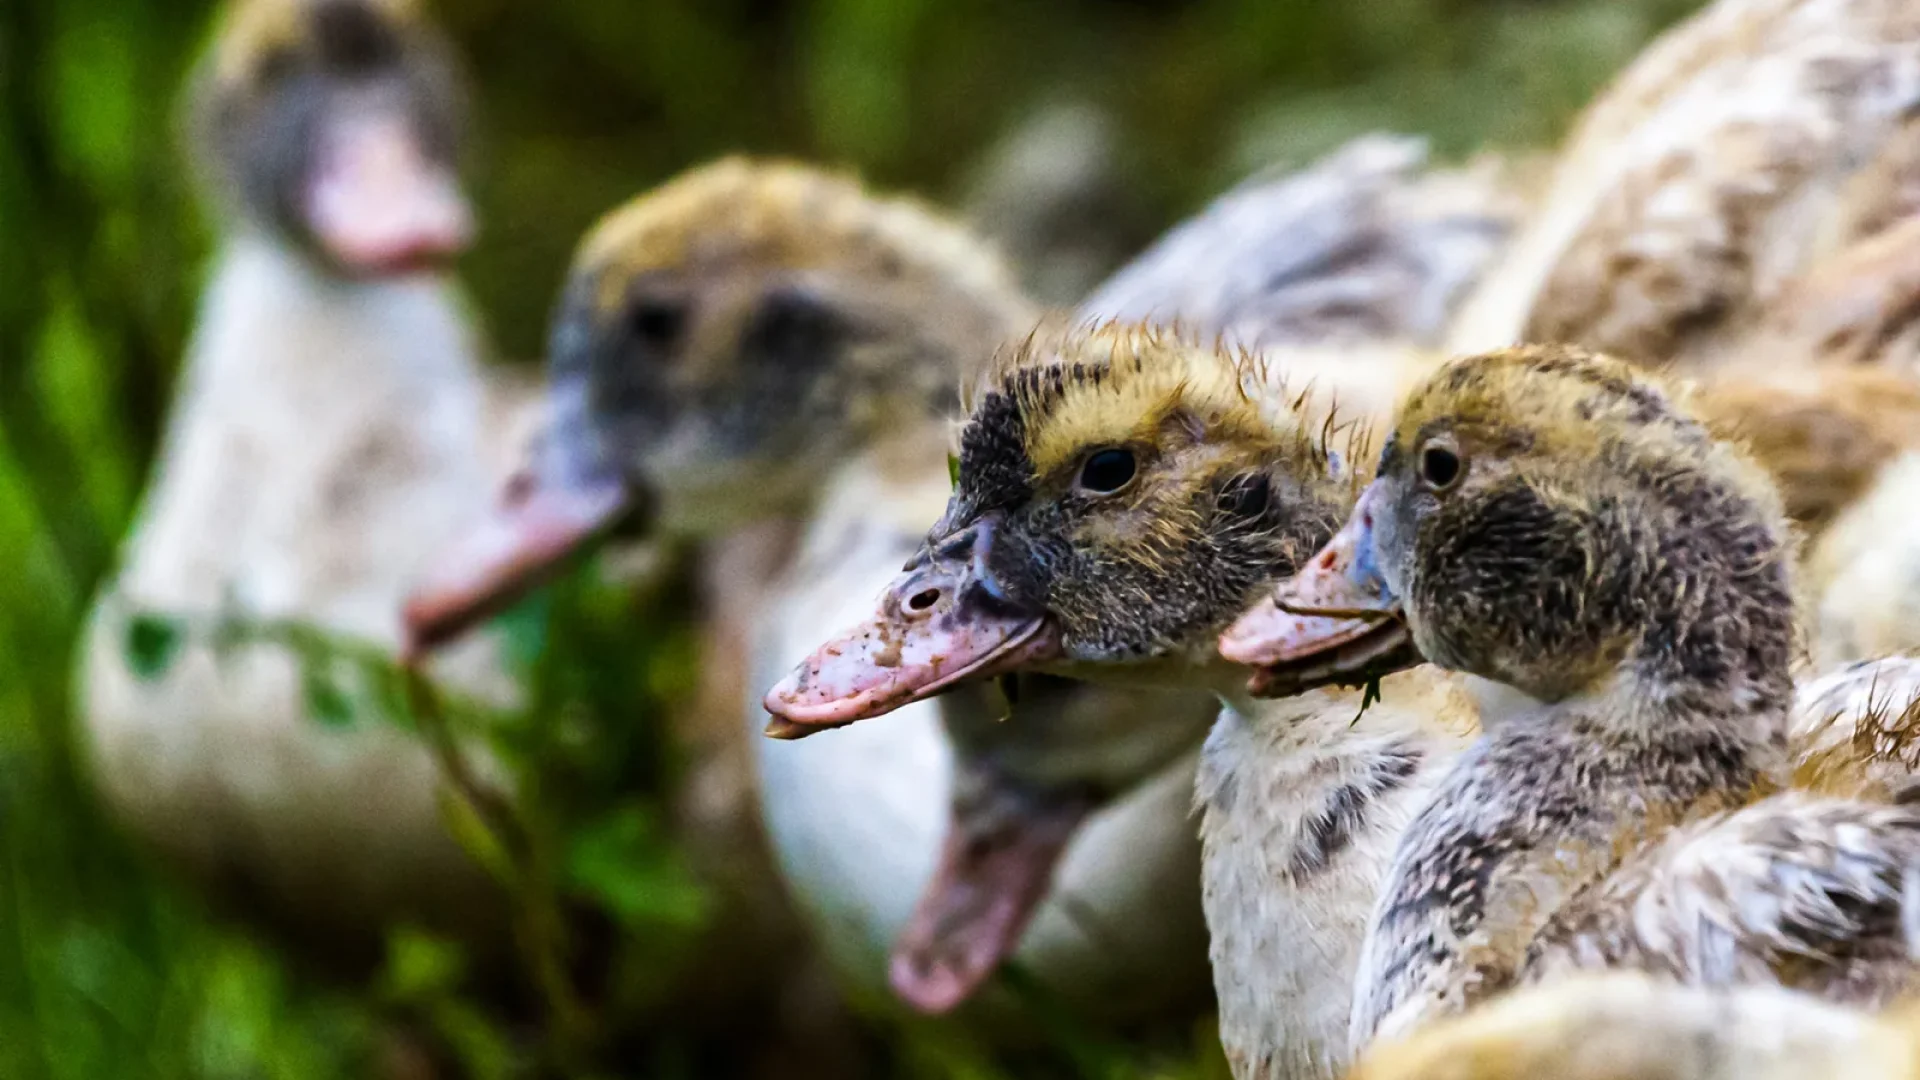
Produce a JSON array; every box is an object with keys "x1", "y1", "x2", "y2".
[
  {"x1": 765, "y1": 323, "x2": 1485, "y2": 1079},
  {"x1": 1221, "y1": 346, "x2": 1920, "y2": 1044},
  {"x1": 1346, "y1": 973, "x2": 1920, "y2": 1080},
  {"x1": 78, "y1": 0, "x2": 529, "y2": 975},
  {"x1": 1448, "y1": 0, "x2": 1920, "y2": 366}
]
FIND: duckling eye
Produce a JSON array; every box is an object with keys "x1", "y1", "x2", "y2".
[
  {"x1": 1418, "y1": 442, "x2": 1463, "y2": 491},
  {"x1": 1078, "y1": 448, "x2": 1137, "y2": 495},
  {"x1": 628, "y1": 300, "x2": 686, "y2": 351}
]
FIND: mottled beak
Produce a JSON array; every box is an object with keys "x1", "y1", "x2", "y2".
[
  {"x1": 304, "y1": 109, "x2": 471, "y2": 275},
  {"x1": 762, "y1": 515, "x2": 1061, "y2": 737},
  {"x1": 1218, "y1": 482, "x2": 1417, "y2": 696}
]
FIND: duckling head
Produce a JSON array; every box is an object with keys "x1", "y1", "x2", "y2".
[
  {"x1": 1222, "y1": 345, "x2": 1796, "y2": 715},
  {"x1": 401, "y1": 158, "x2": 1036, "y2": 651},
  {"x1": 763, "y1": 321, "x2": 1360, "y2": 732},
  {"x1": 190, "y1": 0, "x2": 470, "y2": 275}
]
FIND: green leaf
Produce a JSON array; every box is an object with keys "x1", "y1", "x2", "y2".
[
  {"x1": 377, "y1": 927, "x2": 468, "y2": 1002},
  {"x1": 493, "y1": 587, "x2": 552, "y2": 675},
  {"x1": 947, "y1": 452, "x2": 960, "y2": 490},
  {"x1": 122, "y1": 613, "x2": 180, "y2": 681},
  {"x1": 301, "y1": 663, "x2": 356, "y2": 729},
  {"x1": 437, "y1": 789, "x2": 516, "y2": 886},
  {"x1": 564, "y1": 806, "x2": 709, "y2": 933}
]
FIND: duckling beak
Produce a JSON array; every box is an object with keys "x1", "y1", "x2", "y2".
[
  {"x1": 303, "y1": 109, "x2": 472, "y2": 276},
  {"x1": 890, "y1": 773, "x2": 1091, "y2": 1015},
  {"x1": 400, "y1": 446, "x2": 633, "y2": 661},
  {"x1": 1218, "y1": 482, "x2": 1416, "y2": 696},
  {"x1": 762, "y1": 516, "x2": 1062, "y2": 736}
]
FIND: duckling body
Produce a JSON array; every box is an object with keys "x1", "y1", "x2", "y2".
[{"x1": 79, "y1": 0, "x2": 528, "y2": 971}]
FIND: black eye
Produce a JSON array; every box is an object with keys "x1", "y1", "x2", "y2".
[
  {"x1": 1217, "y1": 472, "x2": 1270, "y2": 518},
  {"x1": 629, "y1": 300, "x2": 685, "y2": 350},
  {"x1": 1419, "y1": 443, "x2": 1462, "y2": 490},
  {"x1": 1079, "y1": 448, "x2": 1137, "y2": 494}
]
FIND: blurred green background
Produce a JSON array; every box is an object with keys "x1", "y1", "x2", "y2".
[{"x1": 0, "y1": 0, "x2": 1700, "y2": 1076}]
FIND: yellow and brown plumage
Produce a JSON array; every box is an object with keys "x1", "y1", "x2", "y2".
[{"x1": 1450, "y1": 0, "x2": 1920, "y2": 369}]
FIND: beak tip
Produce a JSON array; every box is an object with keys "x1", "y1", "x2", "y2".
[
  {"x1": 761, "y1": 716, "x2": 804, "y2": 740},
  {"x1": 887, "y1": 955, "x2": 969, "y2": 1016}
]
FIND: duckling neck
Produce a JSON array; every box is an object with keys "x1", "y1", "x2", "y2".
[
  {"x1": 116, "y1": 231, "x2": 489, "y2": 639},
  {"x1": 1199, "y1": 670, "x2": 1474, "y2": 1079},
  {"x1": 200, "y1": 232, "x2": 477, "y2": 383}
]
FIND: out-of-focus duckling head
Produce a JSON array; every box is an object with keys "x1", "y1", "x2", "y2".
[
  {"x1": 762, "y1": 321, "x2": 1363, "y2": 733},
  {"x1": 191, "y1": 0, "x2": 471, "y2": 275},
  {"x1": 1222, "y1": 346, "x2": 1793, "y2": 707},
  {"x1": 400, "y1": 158, "x2": 1036, "y2": 652}
]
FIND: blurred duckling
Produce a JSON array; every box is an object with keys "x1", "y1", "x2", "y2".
[
  {"x1": 1086, "y1": 135, "x2": 1525, "y2": 356},
  {"x1": 1226, "y1": 348, "x2": 1920, "y2": 1044},
  {"x1": 79, "y1": 0, "x2": 531, "y2": 978},
  {"x1": 1346, "y1": 973, "x2": 1920, "y2": 1080},
  {"x1": 1449, "y1": 0, "x2": 1920, "y2": 366}
]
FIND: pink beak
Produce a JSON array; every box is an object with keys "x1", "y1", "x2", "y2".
[
  {"x1": 401, "y1": 463, "x2": 631, "y2": 661},
  {"x1": 762, "y1": 517, "x2": 1063, "y2": 737},
  {"x1": 1218, "y1": 482, "x2": 1415, "y2": 696},
  {"x1": 304, "y1": 110, "x2": 472, "y2": 275},
  {"x1": 889, "y1": 783, "x2": 1091, "y2": 1014}
]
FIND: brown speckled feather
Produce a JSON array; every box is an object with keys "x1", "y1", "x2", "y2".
[{"x1": 1450, "y1": 0, "x2": 1920, "y2": 367}]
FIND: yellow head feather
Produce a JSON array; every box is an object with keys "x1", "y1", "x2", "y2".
[
  {"x1": 574, "y1": 157, "x2": 1027, "y2": 325},
  {"x1": 971, "y1": 320, "x2": 1366, "y2": 485},
  {"x1": 213, "y1": 0, "x2": 423, "y2": 84},
  {"x1": 1397, "y1": 344, "x2": 1783, "y2": 518}
]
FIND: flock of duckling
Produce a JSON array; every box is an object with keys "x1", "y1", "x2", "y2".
[{"x1": 72, "y1": 0, "x2": 1920, "y2": 1076}]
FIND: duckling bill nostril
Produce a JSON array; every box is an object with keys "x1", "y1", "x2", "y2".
[{"x1": 908, "y1": 589, "x2": 941, "y2": 612}]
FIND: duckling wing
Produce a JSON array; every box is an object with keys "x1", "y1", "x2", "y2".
[
  {"x1": 1793, "y1": 655, "x2": 1920, "y2": 797},
  {"x1": 1524, "y1": 793, "x2": 1920, "y2": 1006},
  {"x1": 1077, "y1": 134, "x2": 1523, "y2": 351},
  {"x1": 1450, "y1": 0, "x2": 1920, "y2": 367}
]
